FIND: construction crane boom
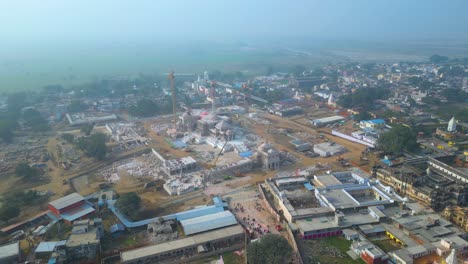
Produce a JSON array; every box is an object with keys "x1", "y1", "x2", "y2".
[
  {"x1": 168, "y1": 71, "x2": 177, "y2": 124},
  {"x1": 208, "y1": 140, "x2": 228, "y2": 169}
]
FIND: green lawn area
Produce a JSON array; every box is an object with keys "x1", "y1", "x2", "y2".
[
  {"x1": 303, "y1": 237, "x2": 365, "y2": 264},
  {"x1": 370, "y1": 238, "x2": 403, "y2": 253},
  {"x1": 221, "y1": 252, "x2": 244, "y2": 264},
  {"x1": 101, "y1": 231, "x2": 148, "y2": 252}
]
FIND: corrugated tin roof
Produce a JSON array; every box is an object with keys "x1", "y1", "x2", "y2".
[
  {"x1": 35, "y1": 240, "x2": 66, "y2": 253},
  {"x1": 59, "y1": 202, "x2": 95, "y2": 222},
  {"x1": 49, "y1": 193, "x2": 84, "y2": 210},
  {"x1": 176, "y1": 205, "x2": 224, "y2": 221},
  {"x1": 121, "y1": 225, "x2": 243, "y2": 262},
  {"x1": 0, "y1": 242, "x2": 19, "y2": 258},
  {"x1": 180, "y1": 211, "x2": 237, "y2": 236}
]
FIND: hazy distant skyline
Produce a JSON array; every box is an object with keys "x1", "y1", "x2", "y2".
[{"x1": 2, "y1": 0, "x2": 468, "y2": 44}]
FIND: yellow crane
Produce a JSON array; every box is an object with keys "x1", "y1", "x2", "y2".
[{"x1": 168, "y1": 71, "x2": 177, "y2": 124}]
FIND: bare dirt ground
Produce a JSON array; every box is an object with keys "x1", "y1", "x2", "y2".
[{"x1": 252, "y1": 113, "x2": 368, "y2": 171}]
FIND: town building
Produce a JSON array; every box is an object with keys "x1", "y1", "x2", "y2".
[
  {"x1": 376, "y1": 156, "x2": 468, "y2": 212},
  {"x1": 120, "y1": 225, "x2": 245, "y2": 264},
  {"x1": 65, "y1": 218, "x2": 103, "y2": 262},
  {"x1": 352, "y1": 239, "x2": 389, "y2": 264},
  {"x1": 311, "y1": 115, "x2": 345, "y2": 126},
  {"x1": 66, "y1": 112, "x2": 117, "y2": 126},
  {"x1": 443, "y1": 206, "x2": 468, "y2": 233},
  {"x1": 48, "y1": 193, "x2": 95, "y2": 223},
  {"x1": 180, "y1": 210, "x2": 237, "y2": 236},
  {"x1": 313, "y1": 142, "x2": 346, "y2": 157},
  {"x1": 360, "y1": 119, "x2": 386, "y2": 129},
  {"x1": 0, "y1": 242, "x2": 20, "y2": 264},
  {"x1": 34, "y1": 240, "x2": 66, "y2": 260},
  {"x1": 152, "y1": 148, "x2": 197, "y2": 176},
  {"x1": 257, "y1": 142, "x2": 281, "y2": 171},
  {"x1": 290, "y1": 139, "x2": 312, "y2": 152}
]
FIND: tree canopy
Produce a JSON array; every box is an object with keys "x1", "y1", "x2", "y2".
[
  {"x1": 22, "y1": 108, "x2": 49, "y2": 131},
  {"x1": 247, "y1": 234, "x2": 292, "y2": 264},
  {"x1": 75, "y1": 133, "x2": 107, "y2": 160},
  {"x1": 441, "y1": 88, "x2": 468, "y2": 103},
  {"x1": 128, "y1": 99, "x2": 159, "y2": 117},
  {"x1": 377, "y1": 125, "x2": 418, "y2": 153},
  {"x1": 0, "y1": 117, "x2": 16, "y2": 143},
  {"x1": 0, "y1": 205, "x2": 20, "y2": 222},
  {"x1": 337, "y1": 88, "x2": 390, "y2": 110},
  {"x1": 115, "y1": 192, "x2": 141, "y2": 219},
  {"x1": 429, "y1": 54, "x2": 449, "y2": 64},
  {"x1": 67, "y1": 100, "x2": 87, "y2": 113},
  {"x1": 15, "y1": 162, "x2": 38, "y2": 179}
]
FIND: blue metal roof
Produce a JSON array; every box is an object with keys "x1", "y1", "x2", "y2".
[
  {"x1": 35, "y1": 240, "x2": 66, "y2": 253},
  {"x1": 180, "y1": 211, "x2": 237, "y2": 235},
  {"x1": 212, "y1": 196, "x2": 223, "y2": 206},
  {"x1": 175, "y1": 205, "x2": 225, "y2": 221},
  {"x1": 304, "y1": 183, "x2": 314, "y2": 191},
  {"x1": 107, "y1": 197, "x2": 227, "y2": 228},
  {"x1": 363, "y1": 119, "x2": 385, "y2": 124}
]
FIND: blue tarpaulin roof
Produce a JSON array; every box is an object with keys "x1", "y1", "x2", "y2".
[
  {"x1": 304, "y1": 183, "x2": 314, "y2": 191},
  {"x1": 239, "y1": 151, "x2": 253, "y2": 158},
  {"x1": 381, "y1": 159, "x2": 393, "y2": 166},
  {"x1": 172, "y1": 140, "x2": 187, "y2": 149}
]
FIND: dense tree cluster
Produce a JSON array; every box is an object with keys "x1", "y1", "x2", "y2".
[
  {"x1": 441, "y1": 88, "x2": 468, "y2": 103},
  {"x1": 128, "y1": 98, "x2": 173, "y2": 117},
  {"x1": 15, "y1": 162, "x2": 39, "y2": 179},
  {"x1": 67, "y1": 100, "x2": 87, "y2": 113},
  {"x1": 429, "y1": 54, "x2": 449, "y2": 64},
  {"x1": 247, "y1": 234, "x2": 292, "y2": 264},
  {"x1": 337, "y1": 88, "x2": 390, "y2": 110},
  {"x1": 75, "y1": 133, "x2": 107, "y2": 160},
  {"x1": 61, "y1": 133, "x2": 75, "y2": 143},
  {"x1": 377, "y1": 125, "x2": 418, "y2": 153},
  {"x1": 22, "y1": 108, "x2": 49, "y2": 131},
  {"x1": 0, "y1": 205, "x2": 20, "y2": 222},
  {"x1": 408, "y1": 77, "x2": 434, "y2": 91},
  {"x1": 0, "y1": 117, "x2": 16, "y2": 143},
  {"x1": 438, "y1": 65, "x2": 466, "y2": 77},
  {"x1": 115, "y1": 192, "x2": 141, "y2": 220},
  {"x1": 0, "y1": 190, "x2": 48, "y2": 222}
]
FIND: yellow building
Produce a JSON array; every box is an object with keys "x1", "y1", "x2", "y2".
[{"x1": 443, "y1": 206, "x2": 468, "y2": 233}]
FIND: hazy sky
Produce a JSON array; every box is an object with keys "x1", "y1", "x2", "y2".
[{"x1": 2, "y1": 0, "x2": 468, "y2": 44}]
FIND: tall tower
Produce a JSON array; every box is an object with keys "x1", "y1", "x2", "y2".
[
  {"x1": 168, "y1": 72, "x2": 177, "y2": 124},
  {"x1": 210, "y1": 82, "x2": 216, "y2": 113},
  {"x1": 204, "y1": 70, "x2": 209, "y2": 82},
  {"x1": 328, "y1": 93, "x2": 334, "y2": 105}
]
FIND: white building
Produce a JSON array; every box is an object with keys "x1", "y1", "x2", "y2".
[{"x1": 447, "y1": 117, "x2": 457, "y2": 132}]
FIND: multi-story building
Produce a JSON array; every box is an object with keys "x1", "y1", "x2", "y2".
[
  {"x1": 443, "y1": 206, "x2": 468, "y2": 233},
  {"x1": 65, "y1": 219, "x2": 103, "y2": 262},
  {"x1": 120, "y1": 225, "x2": 245, "y2": 264},
  {"x1": 257, "y1": 142, "x2": 281, "y2": 171}
]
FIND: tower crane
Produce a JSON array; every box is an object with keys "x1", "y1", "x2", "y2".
[
  {"x1": 207, "y1": 140, "x2": 228, "y2": 170},
  {"x1": 168, "y1": 71, "x2": 177, "y2": 124}
]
